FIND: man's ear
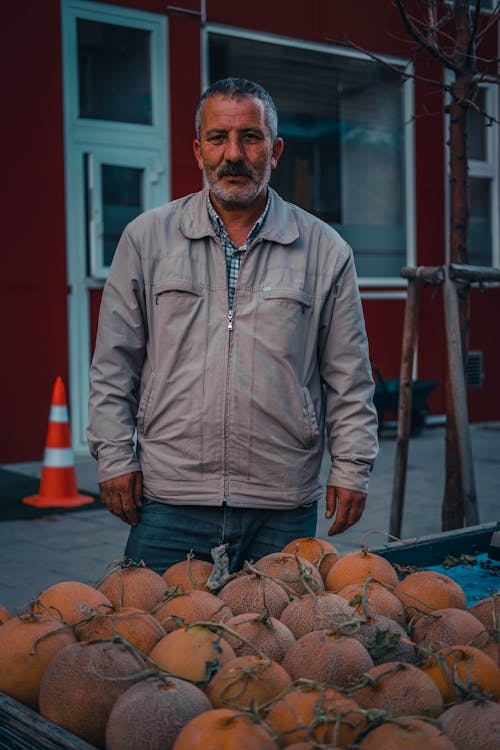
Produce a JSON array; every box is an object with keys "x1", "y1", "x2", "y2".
[
  {"x1": 193, "y1": 139, "x2": 204, "y2": 171},
  {"x1": 271, "y1": 137, "x2": 284, "y2": 169}
]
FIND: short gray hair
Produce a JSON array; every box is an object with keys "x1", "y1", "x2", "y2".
[{"x1": 195, "y1": 78, "x2": 279, "y2": 141}]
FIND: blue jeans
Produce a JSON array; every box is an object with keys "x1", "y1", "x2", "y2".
[{"x1": 124, "y1": 500, "x2": 317, "y2": 574}]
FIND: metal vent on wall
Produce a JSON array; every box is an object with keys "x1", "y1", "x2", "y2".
[{"x1": 467, "y1": 351, "x2": 484, "y2": 390}]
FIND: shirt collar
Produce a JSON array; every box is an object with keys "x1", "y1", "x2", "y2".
[{"x1": 206, "y1": 190, "x2": 271, "y2": 247}]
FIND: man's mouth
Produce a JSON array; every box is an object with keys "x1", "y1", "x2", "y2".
[{"x1": 217, "y1": 164, "x2": 254, "y2": 180}]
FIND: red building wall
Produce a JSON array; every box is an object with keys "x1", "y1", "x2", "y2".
[
  {"x1": 466, "y1": 288, "x2": 500, "y2": 420},
  {"x1": 363, "y1": 299, "x2": 406, "y2": 380},
  {"x1": 168, "y1": 9, "x2": 204, "y2": 198},
  {"x1": 1, "y1": 3, "x2": 69, "y2": 462},
  {"x1": 207, "y1": 0, "x2": 410, "y2": 55},
  {"x1": 3, "y1": 0, "x2": 499, "y2": 463}
]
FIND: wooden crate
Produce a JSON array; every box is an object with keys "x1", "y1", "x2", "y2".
[
  {"x1": 0, "y1": 692, "x2": 97, "y2": 750},
  {"x1": 373, "y1": 520, "x2": 500, "y2": 567}
]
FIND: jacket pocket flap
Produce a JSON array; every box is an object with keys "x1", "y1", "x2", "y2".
[
  {"x1": 153, "y1": 279, "x2": 204, "y2": 296},
  {"x1": 262, "y1": 288, "x2": 313, "y2": 307}
]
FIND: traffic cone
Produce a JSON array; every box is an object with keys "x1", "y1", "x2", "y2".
[{"x1": 23, "y1": 376, "x2": 94, "y2": 508}]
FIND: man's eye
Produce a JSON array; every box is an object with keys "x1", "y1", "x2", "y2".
[
  {"x1": 209, "y1": 135, "x2": 225, "y2": 144},
  {"x1": 243, "y1": 134, "x2": 260, "y2": 142}
]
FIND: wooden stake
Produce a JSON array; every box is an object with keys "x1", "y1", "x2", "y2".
[
  {"x1": 389, "y1": 277, "x2": 420, "y2": 538},
  {"x1": 390, "y1": 262, "x2": 494, "y2": 537},
  {"x1": 449, "y1": 262, "x2": 500, "y2": 283},
  {"x1": 442, "y1": 268, "x2": 479, "y2": 526}
]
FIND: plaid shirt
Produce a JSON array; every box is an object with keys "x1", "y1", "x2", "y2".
[{"x1": 207, "y1": 191, "x2": 271, "y2": 310}]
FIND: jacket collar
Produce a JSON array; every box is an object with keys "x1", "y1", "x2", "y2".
[{"x1": 178, "y1": 187, "x2": 299, "y2": 245}]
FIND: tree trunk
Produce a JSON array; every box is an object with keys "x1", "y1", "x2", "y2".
[{"x1": 442, "y1": 2, "x2": 475, "y2": 529}]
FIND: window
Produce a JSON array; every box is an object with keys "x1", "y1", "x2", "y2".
[
  {"x1": 78, "y1": 19, "x2": 152, "y2": 124},
  {"x1": 466, "y1": 85, "x2": 499, "y2": 267},
  {"x1": 63, "y1": 0, "x2": 168, "y2": 279},
  {"x1": 208, "y1": 32, "x2": 412, "y2": 280},
  {"x1": 62, "y1": 0, "x2": 168, "y2": 451},
  {"x1": 100, "y1": 164, "x2": 144, "y2": 264},
  {"x1": 83, "y1": 150, "x2": 161, "y2": 279}
]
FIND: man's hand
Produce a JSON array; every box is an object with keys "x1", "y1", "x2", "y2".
[
  {"x1": 99, "y1": 471, "x2": 143, "y2": 526},
  {"x1": 325, "y1": 485, "x2": 367, "y2": 536}
]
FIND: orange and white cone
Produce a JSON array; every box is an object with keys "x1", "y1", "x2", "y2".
[{"x1": 23, "y1": 376, "x2": 94, "y2": 508}]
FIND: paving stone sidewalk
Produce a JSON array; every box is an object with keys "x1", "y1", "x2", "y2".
[{"x1": 1, "y1": 422, "x2": 498, "y2": 612}]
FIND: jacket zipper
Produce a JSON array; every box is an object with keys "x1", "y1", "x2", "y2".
[
  {"x1": 222, "y1": 236, "x2": 262, "y2": 504},
  {"x1": 223, "y1": 308, "x2": 232, "y2": 503}
]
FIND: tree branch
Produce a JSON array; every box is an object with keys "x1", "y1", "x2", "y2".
[
  {"x1": 473, "y1": 53, "x2": 500, "y2": 65},
  {"x1": 475, "y1": 7, "x2": 500, "y2": 43},
  {"x1": 477, "y1": 72, "x2": 500, "y2": 84},
  {"x1": 393, "y1": 0, "x2": 460, "y2": 72},
  {"x1": 465, "y1": 0, "x2": 484, "y2": 61},
  {"x1": 332, "y1": 36, "x2": 451, "y2": 93}
]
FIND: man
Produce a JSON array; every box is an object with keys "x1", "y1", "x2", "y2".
[{"x1": 88, "y1": 78, "x2": 378, "y2": 573}]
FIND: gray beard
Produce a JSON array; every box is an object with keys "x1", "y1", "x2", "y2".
[
  {"x1": 206, "y1": 165, "x2": 272, "y2": 208},
  {"x1": 209, "y1": 182, "x2": 266, "y2": 208}
]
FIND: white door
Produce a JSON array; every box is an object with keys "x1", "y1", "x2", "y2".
[{"x1": 62, "y1": 0, "x2": 169, "y2": 452}]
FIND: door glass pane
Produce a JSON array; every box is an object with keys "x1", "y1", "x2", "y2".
[
  {"x1": 209, "y1": 33, "x2": 407, "y2": 278},
  {"x1": 467, "y1": 88, "x2": 487, "y2": 161},
  {"x1": 78, "y1": 19, "x2": 152, "y2": 124},
  {"x1": 468, "y1": 177, "x2": 492, "y2": 266},
  {"x1": 102, "y1": 165, "x2": 143, "y2": 266}
]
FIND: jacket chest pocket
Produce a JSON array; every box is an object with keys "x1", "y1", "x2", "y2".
[
  {"x1": 259, "y1": 287, "x2": 313, "y2": 336},
  {"x1": 151, "y1": 278, "x2": 206, "y2": 360},
  {"x1": 261, "y1": 287, "x2": 313, "y2": 311},
  {"x1": 154, "y1": 278, "x2": 205, "y2": 305}
]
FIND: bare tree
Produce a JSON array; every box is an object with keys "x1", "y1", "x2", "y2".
[
  {"x1": 392, "y1": 0, "x2": 500, "y2": 529},
  {"x1": 340, "y1": 1, "x2": 500, "y2": 529}
]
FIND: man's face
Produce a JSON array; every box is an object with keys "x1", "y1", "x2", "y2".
[{"x1": 193, "y1": 94, "x2": 284, "y2": 209}]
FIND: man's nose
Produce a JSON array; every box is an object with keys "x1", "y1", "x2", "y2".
[{"x1": 224, "y1": 134, "x2": 244, "y2": 162}]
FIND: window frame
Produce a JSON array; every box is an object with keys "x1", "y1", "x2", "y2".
[
  {"x1": 84, "y1": 147, "x2": 164, "y2": 279},
  {"x1": 444, "y1": 78, "x2": 499, "y2": 268},
  {"x1": 62, "y1": 0, "x2": 169, "y2": 453},
  {"x1": 203, "y1": 23, "x2": 416, "y2": 287},
  {"x1": 63, "y1": 0, "x2": 168, "y2": 142}
]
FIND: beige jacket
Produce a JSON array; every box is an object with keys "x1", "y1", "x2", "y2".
[{"x1": 88, "y1": 188, "x2": 378, "y2": 508}]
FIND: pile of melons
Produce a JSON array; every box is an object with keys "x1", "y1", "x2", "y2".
[{"x1": 0, "y1": 538, "x2": 499, "y2": 750}]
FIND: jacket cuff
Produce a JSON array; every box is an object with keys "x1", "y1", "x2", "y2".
[
  {"x1": 327, "y1": 460, "x2": 372, "y2": 495},
  {"x1": 96, "y1": 449, "x2": 141, "y2": 484}
]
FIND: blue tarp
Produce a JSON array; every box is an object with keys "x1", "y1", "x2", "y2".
[{"x1": 427, "y1": 553, "x2": 500, "y2": 607}]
